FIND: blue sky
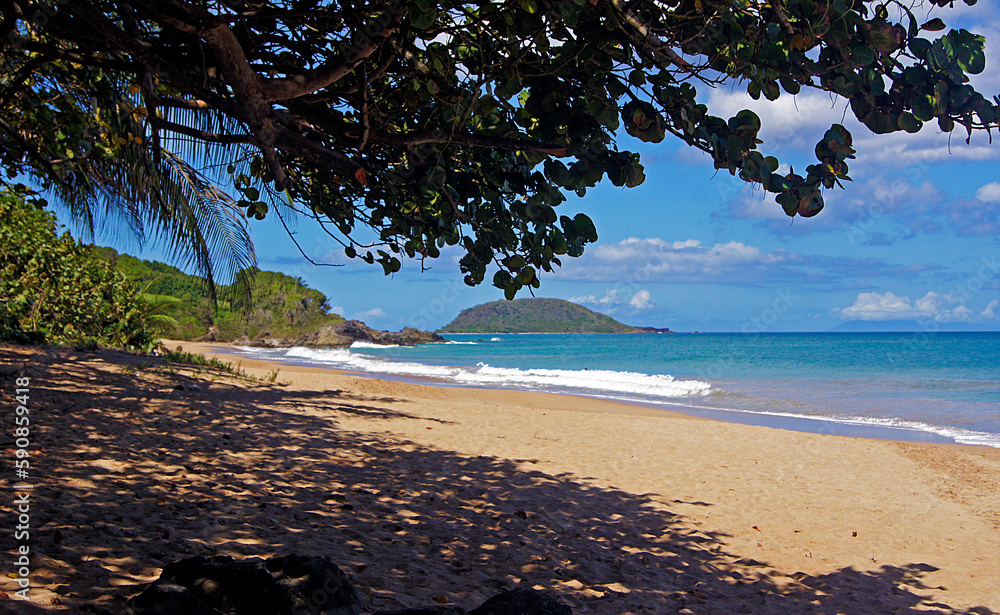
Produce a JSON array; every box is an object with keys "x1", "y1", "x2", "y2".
[{"x1": 74, "y1": 2, "x2": 1000, "y2": 333}]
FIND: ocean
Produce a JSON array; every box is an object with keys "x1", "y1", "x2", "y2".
[{"x1": 229, "y1": 332, "x2": 1000, "y2": 448}]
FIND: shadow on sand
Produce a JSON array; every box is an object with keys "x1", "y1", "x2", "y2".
[{"x1": 0, "y1": 345, "x2": 994, "y2": 614}]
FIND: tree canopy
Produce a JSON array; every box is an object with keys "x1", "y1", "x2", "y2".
[{"x1": 1, "y1": 0, "x2": 995, "y2": 297}]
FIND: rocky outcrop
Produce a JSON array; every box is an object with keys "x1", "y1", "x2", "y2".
[
  {"x1": 248, "y1": 320, "x2": 446, "y2": 349},
  {"x1": 127, "y1": 556, "x2": 573, "y2": 615},
  {"x1": 467, "y1": 588, "x2": 573, "y2": 615},
  {"x1": 194, "y1": 326, "x2": 221, "y2": 342},
  {"x1": 126, "y1": 554, "x2": 361, "y2": 615},
  {"x1": 631, "y1": 326, "x2": 675, "y2": 334}
]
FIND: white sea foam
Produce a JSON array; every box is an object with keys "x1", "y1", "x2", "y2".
[
  {"x1": 490, "y1": 337, "x2": 502, "y2": 342},
  {"x1": 229, "y1": 345, "x2": 1000, "y2": 448},
  {"x1": 274, "y1": 346, "x2": 712, "y2": 398},
  {"x1": 650, "y1": 399, "x2": 1000, "y2": 448},
  {"x1": 350, "y1": 341, "x2": 400, "y2": 349}
]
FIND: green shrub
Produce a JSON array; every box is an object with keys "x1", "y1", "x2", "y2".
[{"x1": 0, "y1": 191, "x2": 154, "y2": 351}]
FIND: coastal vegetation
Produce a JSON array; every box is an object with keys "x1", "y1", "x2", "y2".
[
  {"x1": 0, "y1": 192, "x2": 153, "y2": 350},
  {"x1": 440, "y1": 297, "x2": 644, "y2": 334},
  {"x1": 0, "y1": 190, "x2": 344, "y2": 346},
  {"x1": 90, "y1": 247, "x2": 345, "y2": 341},
  {"x1": 1, "y1": 0, "x2": 993, "y2": 299}
]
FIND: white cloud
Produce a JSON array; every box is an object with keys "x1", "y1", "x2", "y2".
[
  {"x1": 983, "y1": 300, "x2": 999, "y2": 319},
  {"x1": 836, "y1": 291, "x2": 920, "y2": 321},
  {"x1": 557, "y1": 236, "x2": 917, "y2": 286},
  {"x1": 355, "y1": 308, "x2": 387, "y2": 319},
  {"x1": 558, "y1": 237, "x2": 790, "y2": 283},
  {"x1": 569, "y1": 289, "x2": 622, "y2": 307},
  {"x1": 836, "y1": 291, "x2": 983, "y2": 322},
  {"x1": 570, "y1": 288, "x2": 655, "y2": 311},
  {"x1": 975, "y1": 182, "x2": 1000, "y2": 203},
  {"x1": 593, "y1": 237, "x2": 780, "y2": 271},
  {"x1": 629, "y1": 289, "x2": 654, "y2": 310},
  {"x1": 331, "y1": 305, "x2": 346, "y2": 315}
]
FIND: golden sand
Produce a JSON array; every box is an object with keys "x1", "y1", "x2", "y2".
[{"x1": 1, "y1": 341, "x2": 998, "y2": 613}]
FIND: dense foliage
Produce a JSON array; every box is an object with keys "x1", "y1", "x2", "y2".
[
  {"x1": 92, "y1": 247, "x2": 345, "y2": 341},
  {"x1": 440, "y1": 297, "x2": 638, "y2": 333},
  {"x1": 1, "y1": 0, "x2": 995, "y2": 297},
  {"x1": 0, "y1": 191, "x2": 153, "y2": 350}
]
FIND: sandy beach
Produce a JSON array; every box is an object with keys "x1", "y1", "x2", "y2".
[{"x1": 1, "y1": 340, "x2": 999, "y2": 614}]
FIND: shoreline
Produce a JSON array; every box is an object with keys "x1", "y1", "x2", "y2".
[
  {"x1": 201, "y1": 340, "x2": 999, "y2": 450},
  {"x1": 3, "y1": 341, "x2": 998, "y2": 613}
]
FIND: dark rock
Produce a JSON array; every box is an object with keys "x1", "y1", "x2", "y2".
[
  {"x1": 248, "y1": 331, "x2": 286, "y2": 348},
  {"x1": 373, "y1": 608, "x2": 466, "y2": 615},
  {"x1": 294, "y1": 320, "x2": 446, "y2": 349},
  {"x1": 126, "y1": 581, "x2": 218, "y2": 615},
  {"x1": 194, "y1": 326, "x2": 221, "y2": 342},
  {"x1": 630, "y1": 326, "x2": 675, "y2": 334},
  {"x1": 469, "y1": 588, "x2": 572, "y2": 615},
  {"x1": 125, "y1": 554, "x2": 361, "y2": 615},
  {"x1": 265, "y1": 553, "x2": 362, "y2": 615}
]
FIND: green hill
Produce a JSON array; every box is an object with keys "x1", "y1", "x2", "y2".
[
  {"x1": 439, "y1": 298, "x2": 641, "y2": 334},
  {"x1": 90, "y1": 247, "x2": 344, "y2": 341}
]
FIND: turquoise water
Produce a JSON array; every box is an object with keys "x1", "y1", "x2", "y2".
[{"x1": 232, "y1": 332, "x2": 1000, "y2": 448}]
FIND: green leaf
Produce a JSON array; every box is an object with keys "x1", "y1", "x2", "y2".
[
  {"x1": 775, "y1": 192, "x2": 798, "y2": 217},
  {"x1": 912, "y1": 95, "x2": 936, "y2": 121},
  {"x1": 411, "y1": 8, "x2": 437, "y2": 29},
  {"x1": 898, "y1": 112, "x2": 922, "y2": 133},
  {"x1": 960, "y1": 48, "x2": 986, "y2": 74},
  {"x1": 573, "y1": 213, "x2": 597, "y2": 242},
  {"x1": 779, "y1": 75, "x2": 801, "y2": 95},
  {"x1": 921, "y1": 18, "x2": 947, "y2": 32},
  {"x1": 851, "y1": 46, "x2": 874, "y2": 67},
  {"x1": 908, "y1": 38, "x2": 932, "y2": 58}
]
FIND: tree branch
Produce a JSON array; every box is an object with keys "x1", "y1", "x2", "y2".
[
  {"x1": 273, "y1": 126, "x2": 367, "y2": 186},
  {"x1": 606, "y1": 0, "x2": 693, "y2": 71},
  {"x1": 371, "y1": 130, "x2": 568, "y2": 156},
  {"x1": 260, "y1": 10, "x2": 405, "y2": 102}
]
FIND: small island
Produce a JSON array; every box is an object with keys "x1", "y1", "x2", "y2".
[{"x1": 438, "y1": 298, "x2": 673, "y2": 334}]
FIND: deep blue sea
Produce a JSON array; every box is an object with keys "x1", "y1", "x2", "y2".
[{"x1": 231, "y1": 332, "x2": 1000, "y2": 448}]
